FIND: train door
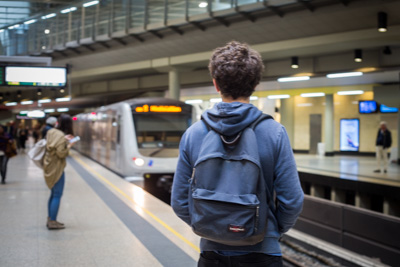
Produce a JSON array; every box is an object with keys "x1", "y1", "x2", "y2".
[{"x1": 111, "y1": 113, "x2": 122, "y2": 171}]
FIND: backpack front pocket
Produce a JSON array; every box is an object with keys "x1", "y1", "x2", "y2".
[{"x1": 191, "y1": 188, "x2": 260, "y2": 244}]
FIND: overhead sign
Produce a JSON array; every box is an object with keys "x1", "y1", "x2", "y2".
[{"x1": 0, "y1": 66, "x2": 67, "y2": 87}]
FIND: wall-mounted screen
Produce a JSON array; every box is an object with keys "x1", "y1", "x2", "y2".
[
  {"x1": 380, "y1": 104, "x2": 398, "y2": 113},
  {"x1": 2, "y1": 66, "x2": 67, "y2": 87},
  {"x1": 359, "y1": 100, "x2": 378, "y2": 114},
  {"x1": 340, "y1": 119, "x2": 360, "y2": 152}
]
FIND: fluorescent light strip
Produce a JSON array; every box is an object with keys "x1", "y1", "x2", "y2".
[
  {"x1": 277, "y1": 76, "x2": 310, "y2": 82},
  {"x1": 57, "y1": 108, "x2": 69, "y2": 112},
  {"x1": 0, "y1": 29, "x2": 4, "y2": 33},
  {"x1": 83, "y1": 1, "x2": 99, "y2": 7},
  {"x1": 327, "y1": 72, "x2": 363, "y2": 78},
  {"x1": 44, "y1": 109, "x2": 55, "y2": 113},
  {"x1": 337, "y1": 90, "x2": 364, "y2": 95},
  {"x1": 185, "y1": 99, "x2": 203, "y2": 104},
  {"x1": 301, "y1": 92, "x2": 325, "y2": 98},
  {"x1": 56, "y1": 97, "x2": 71, "y2": 102},
  {"x1": 24, "y1": 19, "x2": 37, "y2": 25},
  {"x1": 42, "y1": 13, "x2": 56, "y2": 19},
  {"x1": 5, "y1": 102, "x2": 17, "y2": 106},
  {"x1": 20, "y1": 111, "x2": 28, "y2": 115},
  {"x1": 61, "y1": 7, "x2": 77, "y2": 14},
  {"x1": 8, "y1": 24, "x2": 20, "y2": 29},
  {"x1": 250, "y1": 96, "x2": 258, "y2": 101},
  {"x1": 21, "y1": 100, "x2": 34, "y2": 105},
  {"x1": 38, "y1": 99, "x2": 51, "y2": 103},
  {"x1": 210, "y1": 98, "x2": 222, "y2": 103},
  {"x1": 268, "y1": 94, "x2": 290, "y2": 99}
]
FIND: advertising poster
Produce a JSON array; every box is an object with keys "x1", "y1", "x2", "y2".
[{"x1": 340, "y1": 119, "x2": 360, "y2": 151}]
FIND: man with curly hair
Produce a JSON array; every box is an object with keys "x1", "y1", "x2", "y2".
[{"x1": 172, "y1": 41, "x2": 303, "y2": 266}]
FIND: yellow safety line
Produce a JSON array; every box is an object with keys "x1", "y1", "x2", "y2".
[{"x1": 72, "y1": 155, "x2": 200, "y2": 253}]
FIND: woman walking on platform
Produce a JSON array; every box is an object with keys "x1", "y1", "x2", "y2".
[{"x1": 43, "y1": 114, "x2": 76, "y2": 230}]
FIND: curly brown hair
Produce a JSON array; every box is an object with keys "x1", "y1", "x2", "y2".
[{"x1": 208, "y1": 41, "x2": 264, "y2": 99}]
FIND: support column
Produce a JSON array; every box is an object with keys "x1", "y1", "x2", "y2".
[
  {"x1": 324, "y1": 94, "x2": 334, "y2": 156},
  {"x1": 169, "y1": 68, "x2": 180, "y2": 100},
  {"x1": 280, "y1": 97, "x2": 295, "y2": 146}
]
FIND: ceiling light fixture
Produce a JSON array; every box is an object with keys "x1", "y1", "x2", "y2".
[
  {"x1": 56, "y1": 97, "x2": 71, "y2": 102},
  {"x1": 326, "y1": 72, "x2": 363, "y2": 78},
  {"x1": 61, "y1": 7, "x2": 77, "y2": 14},
  {"x1": 337, "y1": 90, "x2": 364, "y2": 95},
  {"x1": 57, "y1": 108, "x2": 69, "y2": 112},
  {"x1": 41, "y1": 13, "x2": 56, "y2": 20},
  {"x1": 250, "y1": 96, "x2": 258, "y2": 101},
  {"x1": 185, "y1": 99, "x2": 203, "y2": 104},
  {"x1": 83, "y1": 1, "x2": 99, "y2": 7},
  {"x1": 378, "y1": 12, "x2": 387, "y2": 32},
  {"x1": 5, "y1": 102, "x2": 17, "y2": 106},
  {"x1": 291, "y1": 57, "x2": 299, "y2": 69},
  {"x1": 354, "y1": 49, "x2": 362, "y2": 62},
  {"x1": 300, "y1": 92, "x2": 325, "y2": 98},
  {"x1": 37, "y1": 89, "x2": 42, "y2": 95},
  {"x1": 38, "y1": 99, "x2": 51, "y2": 104},
  {"x1": 267, "y1": 95, "x2": 290, "y2": 99},
  {"x1": 24, "y1": 19, "x2": 37, "y2": 25},
  {"x1": 17, "y1": 90, "x2": 22, "y2": 98},
  {"x1": 277, "y1": 76, "x2": 310, "y2": 82},
  {"x1": 44, "y1": 109, "x2": 55, "y2": 113},
  {"x1": 199, "y1": 2, "x2": 208, "y2": 8},
  {"x1": 21, "y1": 100, "x2": 34, "y2": 105}
]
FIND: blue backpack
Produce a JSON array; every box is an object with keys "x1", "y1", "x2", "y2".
[{"x1": 189, "y1": 114, "x2": 273, "y2": 246}]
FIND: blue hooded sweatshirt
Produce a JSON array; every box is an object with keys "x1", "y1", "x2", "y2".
[{"x1": 171, "y1": 102, "x2": 304, "y2": 255}]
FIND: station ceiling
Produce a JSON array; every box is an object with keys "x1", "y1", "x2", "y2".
[{"x1": 0, "y1": 0, "x2": 400, "y2": 115}]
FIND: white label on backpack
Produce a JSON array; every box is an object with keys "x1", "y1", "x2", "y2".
[{"x1": 228, "y1": 225, "x2": 246, "y2": 233}]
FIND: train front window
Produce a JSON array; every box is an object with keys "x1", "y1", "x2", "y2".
[{"x1": 133, "y1": 113, "x2": 191, "y2": 157}]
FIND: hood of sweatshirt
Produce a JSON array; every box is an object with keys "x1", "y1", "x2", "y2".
[{"x1": 202, "y1": 102, "x2": 262, "y2": 136}]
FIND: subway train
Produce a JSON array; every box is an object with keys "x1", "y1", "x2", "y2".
[{"x1": 73, "y1": 98, "x2": 194, "y2": 202}]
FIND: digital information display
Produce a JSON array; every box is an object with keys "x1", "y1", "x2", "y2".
[
  {"x1": 340, "y1": 119, "x2": 360, "y2": 151},
  {"x1": 0, "y1": 66, "x2": 67, "y2": 87},
  {"x1": 359, "y1": 100, "x2": 378, "y2": 114}
]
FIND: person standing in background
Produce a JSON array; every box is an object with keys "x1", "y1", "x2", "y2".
[
  {"x1": 43, "y1": 114, "x2": 76, "y2": 230},
  {"x1": 374, "y1": 121, "x2": 392, "y2": 173},
  {"x1": 0, "y1": 126, "x2": 12, "y2": 184}
]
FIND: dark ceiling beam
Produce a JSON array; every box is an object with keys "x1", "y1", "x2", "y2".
[
  {"x1": 297, "y1": 0, "x2": 315, "y2": 12},
  {"x1": 190, "y1": 22, "x2": 206, "y2": 31},
  {"x1": 55, "y1": 50, "x2": 68, "y2": 57},
  {"x1": 214, "y1": 17, "x2": 230, "y2": 27},
  {"x1": 238, "y1": 11, "x2": 256, "y2": 23},
  {"x1": 113, "y1": 38, "x2": 127, "y2": 45},
  {"x1": 83, "y1": 44, "x2": 95, "y2": 52},
  {"x1": 169, "y1": 26, "x2": 184, "y2": 35},
  {"x1": 149, "y1": 30, "x2": 163, "y2": 39},
  {"x1": 68, "y1": 47, "x2": 81, "y2": 54},
  {"x1": 99, "y1": 42, "x2": 111, "y2": 48},
  {"x1": 130, "y1": 34, "x2": 144, "y2": 42}
]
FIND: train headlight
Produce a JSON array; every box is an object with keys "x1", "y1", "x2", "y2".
[{"x1": 133, "y1": 157, "x2": 145, "y2": 166}]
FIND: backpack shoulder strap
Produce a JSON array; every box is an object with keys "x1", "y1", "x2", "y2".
[{"x1": 249, "y1": 113, "x2": 273, "y2": 130}]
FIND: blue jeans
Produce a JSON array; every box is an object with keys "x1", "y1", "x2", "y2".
[{"x1": 48, "y1": 172, "x2": 65, "y2": 221}]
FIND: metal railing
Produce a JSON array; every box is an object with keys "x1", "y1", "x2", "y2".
[{"x1": 0, "y1": 0, "x2": 267, "y2": 56}]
